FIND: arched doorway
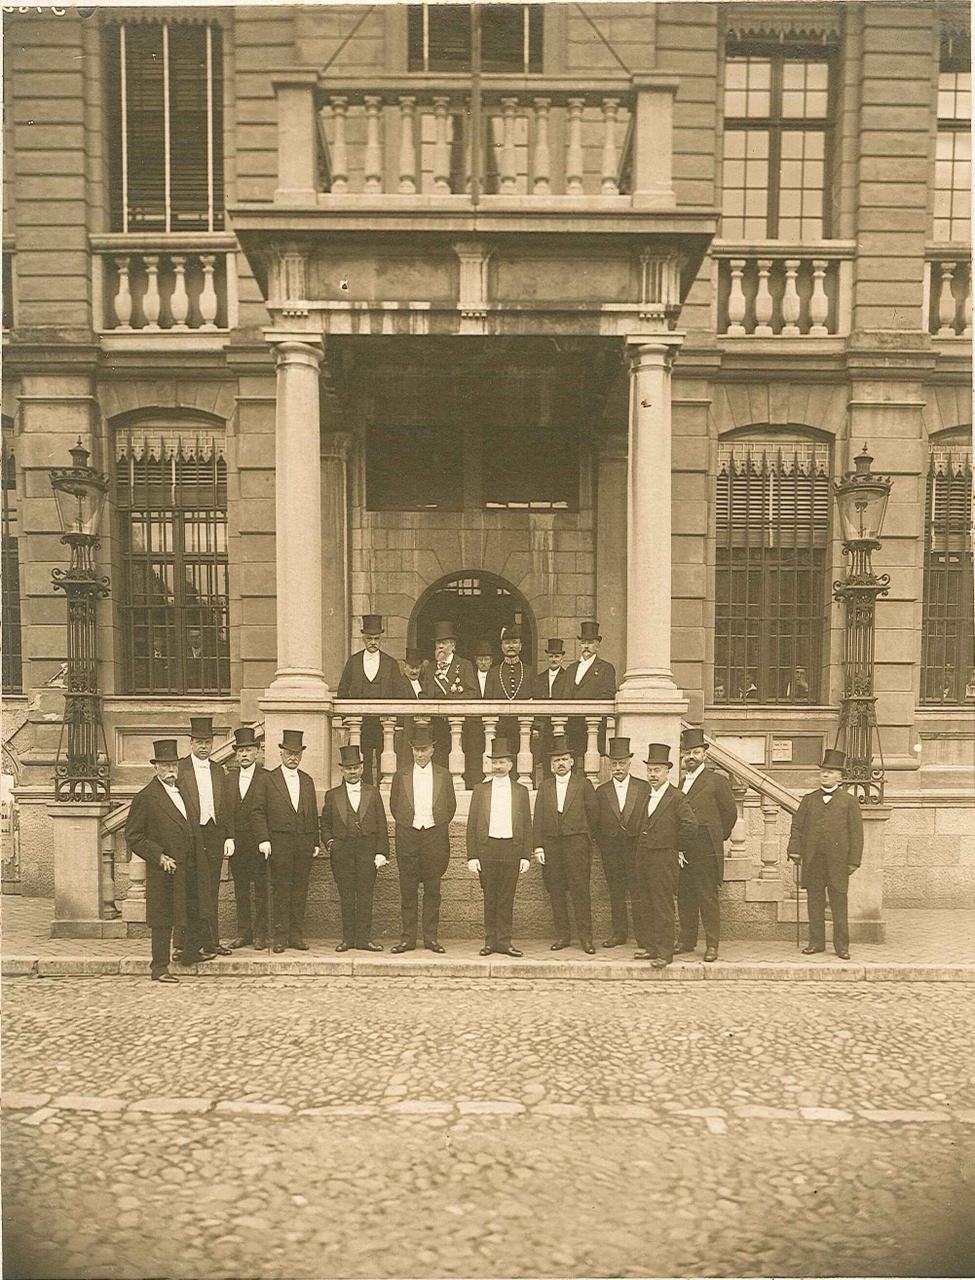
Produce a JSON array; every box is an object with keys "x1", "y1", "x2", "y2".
[{"x1": 410, "y1": 572, "x2": 536, "y2": 666}]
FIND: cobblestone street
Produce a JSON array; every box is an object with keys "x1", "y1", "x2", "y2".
[{"x1": 2, "y1": 976, "x2": 974, "y2": 1279}]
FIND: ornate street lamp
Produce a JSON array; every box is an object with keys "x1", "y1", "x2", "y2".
[
  {"x1": 832, "y1": 443, "x2": 892, "y2": 804},
  {"x1": 50, "y1": 440, "x2": 111, "y2": 801}
]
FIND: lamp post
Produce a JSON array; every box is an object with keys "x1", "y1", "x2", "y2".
[
  {"x1": 832, "y1": 443, "x2": 892, "y2": 804},
  {"x1": 50, "y1": 439, "x2": 111, "y2": 801}
]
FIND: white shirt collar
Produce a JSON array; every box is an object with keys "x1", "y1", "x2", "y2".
[
  {"x1": 191, "y1": 754, "x2": 210, "y2": 770},
  {"x1": 576, "y1": 653, "x2": 596, "y2": 678}
]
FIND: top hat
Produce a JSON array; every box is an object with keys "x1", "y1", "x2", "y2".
[
  {"x1": 821, "y1": 748, "x2": 846, "y2": 771},
  {"x1": 339, "y1": 744, "x2": 363, "y2": 767},
  {"x1": 432, "y1": 620, "x2": 457, "y2": 642},
  {"x1": 578, "y1": 621, "x2": 601, "y2": 641},
  {"x1": 680, "y1": 727, "x2": 708, "y2": 751},
  {"x1": 474, "y1": 637, "x2": 494, "y2": 657},
  {"x1": 501, "y1": 624, "x2": 522, "y2": 642},
  {"x1": 490, "y1": 737, "x2": 516, "y2": 759},
  {"x1": 360, "y1": 614, "x2": 384, "y2": 635},
  {"x1": 548, "y1": 735, "x2": 573, "y2": 757},
  {"x1": 189, "y1": 715, "x2": 214, "y2": 739},
  {"x1": 279, "y1": 729, "x2": 305, "y2": 753},
  {"x1": 644, "y1": 742, "x2": 672, "y2": 765},
  {"x1": 404, "y1": 647, "x2": 423, "y2": 666},
  {"x1": 544, "y1": 638, "x2": 565, "y2": 655},
  {"x1": 233, "y1": 727, "x2": 258, "y2": 749},
  {"x1": 410, "y1": 724, "x2": 435, "y2": 749},
  {"x1": 607, "y1": 738, "x2": 632, "y2": 760},
  {"x1": 151, "y1": 739, "x2": 180, "y2": 764}
]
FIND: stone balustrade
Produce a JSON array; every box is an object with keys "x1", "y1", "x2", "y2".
[
  {"x1": 91, "y1": 234, "x2": 238, "y2": 335},
  {"x1": 925, "y1": 250, "x2": 973, "y2": 337},
  {"x1": 713, "y1": 242, "x2": 855, "y2": 337}
]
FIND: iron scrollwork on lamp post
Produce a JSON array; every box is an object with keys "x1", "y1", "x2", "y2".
[
  {"x1": 832, "y1": 443, "x2": 892, "y2": 805},
  {"x1": 50, "y1": 440, "x2": 111, "y2": 801}
]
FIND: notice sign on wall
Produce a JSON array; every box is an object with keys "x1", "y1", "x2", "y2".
[{"x1": 771, "y1": 738, "x2": 794, "y2": 763}]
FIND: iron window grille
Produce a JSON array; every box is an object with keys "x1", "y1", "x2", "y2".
[
  {"x1": 921, "y1": 444, "x2": 974, "y2": 703},
  {"x1": 408, "y1": 4, "x2": 542, "y2": 74},
  {"x1": 116, "y1": 436, "x2": 230, "y2": 696},
  {"x1": 1, "y1": 434, "x2": 22, "y2": 695},
  {"x1": 105, "y1": 19, "x2": 224, "y2": 234},
  {"x1": 934, "y1": 34, "x2": 971, "y2": 243},
  {"x1": 715, "y1": 438, "x2": 831, "y2": 705}
]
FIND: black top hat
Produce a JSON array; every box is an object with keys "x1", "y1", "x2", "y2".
[
  {"x1": 548, "y1": 734, "x2": 573, "y2": 757},
  {"x1": 233, "y1": 726, "x2": 258, "y2": 749},
  {"x1": 473, "y1": 637, "x2": 494, "y2": 656},
  {"x1": 189, "y1": 715, "x2": 214, "y2": 739},
  {"x1": 578, "y1": 621, "x2": 601, "y2": 641},
  {"x1": 360, "y1": 614, "x2": 384, "y2": 634},
  {"x1": 151, "y1": 739, "x2": 180, "y2": 764},
  {"x1": 501, "y1": 624, "x2": 522, "y2": 641},
  {"x1": 410, "y1": 724, "x2": 435, "y2": 749},
  {"x1": 680, "y1": 727, "x2": 708, "y2": 751},
  {"x1": 432, "y1": 620, "x2": 457, "y2": 642},
  {"x1": 821, "y1": 748, "x2": 846, "y2": 770},
  {"x1": 404, "y1": 647, "x2": 423, "y2": 665},
  {"x1": 490, "y1": 737, "x2": 516, "y2": 759},
  {"x1": 607, "y1": 738, "x2": 632, "y2": 759},
  {"x1": 279, "y1": 729, "x2": 305, "y2": 753},
  {"x1": 339, "y1": 744, "x2": 363, "y2": 767},
  {"x1": 545, "y1": 638, "x2": 565, "y2": 655},
  {"x1": 644, "y1": 743, "x2": 672, "y2": 765}
]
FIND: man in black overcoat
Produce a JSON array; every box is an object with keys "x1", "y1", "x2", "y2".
[
  {"x1": 787, "y1": 748, "x2": 863, "y2": 960},
  {"x1": 225, "y1": 726, "x2": 268, "y2": 950},
  {"x1": 395, "y1": 645, "x2": 427, "y2": 770},
  {"x1": 531, "y1": 637, "x2": 568, "y2": 779},
  {"x1": 420, "y1": 620, "x2": 477, "y2": 772},
  {"x1": 532, "y1": 734, "x2": 600, "y2": 953},
  {"x1": 634, "y1": 743, "x2": 698, "y2": 968},
  {"x1": 337, "y1": 614, "x2": 409, "y2": 784},
  {"x1": 176, "y1": 714, "x2": 234, "y2": 956},
  {"x1": 593, "y1": 737, "x2": 652, "y2": 949},
  {"x1": 466, "y1": 738, "x2": 532, "y2": 957},
  {"x1": 676, "y1": 726, "x2": 738, "y2": 962},
  {"x1": 125, "y1": 739, "x2": 214, "y2": 982},
  {"x1": 485, "y1": 623, "x2": 531, "y2": 752},
  {"x1": 464, "y1": 637, "x2": 495, "y2": 787},
  {"x1": 252, "y1": 728, "x2": 320, "y2": 952},
  {"x1": 564, "y1": 621, "x2": 617, "y2": 762},
  {"x1": 320, "y1": 743, "x2": 389, "y2": 952}
]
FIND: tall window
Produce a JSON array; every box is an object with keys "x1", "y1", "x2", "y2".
[
  {"x1": 934, "y1": 35, "x2": 971, "y2": 243},
  {"x1": 921, "y1": 437, "x2": 974, "y2": 703},
  {"x1": 106, "y1": 20, "x2": 224, "y2": 233},
  {"x1": 408, "y1": 4, "x2": 542, "y2": 73},
  {"x1": 722, "y1": 45, "x2": 832, "y2": 240},
  {"x1": 116, "y1": 436, "x2": 230, "y2": 695},
  {"x1": 1, "y1": 427, "x2": 22, "y2": 695},
  {"x1": 714, "y1": 435, "x2": 831, "y2": 705}
]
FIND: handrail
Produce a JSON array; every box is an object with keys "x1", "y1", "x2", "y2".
[
  {"x1": 334, "y1": 698, "x2": 614, "y2": 715},
  {"x1": 700, "y1": 732, "x2": 800, "y2": 814}
]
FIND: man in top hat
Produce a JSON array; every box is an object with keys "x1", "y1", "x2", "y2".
[
  {"x1": 337, "y1": 615, "x2": 410, "y2": 785},
  {"x1": 395, "y1": 645, "x2": 428, "y2": 771},
  {"x1": 177, "y1": 715, "x2": 234, "y2": 957},
  {"x1": 125, "y1": 740, "x2": 214, "y2": 982},
  {"x1": 634, "y1": 743, "x2": 698, "y2": 968},
  {"x1": 531, "y1": 638, "x2": 569, "y2": 779},
  {"x1": 787, "y1": 749, "x2": 862, "y2": 960},
  {"x1": 676, "y1": 726, "x2": 738, "y2": 962},
  {"x1": 225, "y1": 727, "x2": 269, "y2": 951},
  {"x1": 532, "y1": 735, "x2": 600, "y2": 953},
  {"x1": 485, "y1": 624, "x2": 530, "y2": 759},
  {"x1": 421, "y1": 620, "x2": 477, "y2": 771},
  {"x1": 464, "y1": 637, "x2": 496, "y2": 787},
  {"x1": 466, "y1": 738, "x2": 532, "y2": 957},
  {"x1": 565, "y1": 621, "x2": 617, "y2": 761},
  {"x1": 593, "y1": 738, "x2": 653, "y2": 949},
  {"x1": 389, "y1": 723, "x2": 457, "y2": 953},
  {"x1": 252, "y1": 729, "x2": 320, "y2": 952},
  {"x1": 320, "y1": 744, "x2": 389, "y2": 952}
]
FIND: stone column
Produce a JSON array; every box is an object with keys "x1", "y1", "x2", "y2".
[
  {"x1": 595, "y1": 432, "x2": 627, "y2": 677},
  {"x1": 47, "y1": 803, "x2": 126, "y2": 938},
  {"x1": 321, "y1": 432, "x2": 352, "y2": 689},
  {"x1": 848, "y1": 804, "x2": 890, "y2": 944}
]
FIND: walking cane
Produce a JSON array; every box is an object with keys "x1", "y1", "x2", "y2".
[
  {"x1": 794, "y1": 857, "x2": 801, "y2": 950},
  {"x1": 265, "y1": 848, "x2": 273, "y2": 957}
]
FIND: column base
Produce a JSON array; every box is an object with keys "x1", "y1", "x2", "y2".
[
  {"x1": 48, "y1": 802, "x2": 115, "y2": 931},
  {"x1": 848, "y1": 803, "x2": 890, "y2": 947},
  {"x1": 51, "y1": 918, "x2": 128, "y2": 940},
  {"x1": 259, "y1": 683, "x2": 333, "y2": 796}
]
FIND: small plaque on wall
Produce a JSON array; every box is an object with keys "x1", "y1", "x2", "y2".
[{"x1": 771, "y1": 738, "x2": 794, "y2": 762}]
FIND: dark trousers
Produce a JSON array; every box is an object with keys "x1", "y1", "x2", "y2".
[
  {"x1": 805, "y1": 858, "x2": 849, "y2": 954},
  {"x1": 541, "y1": 834, "x2": 593, "y2": 944},
  {"x1": 330, "y1": 838, "x2": 378, "y2": 946},
  {"x1": 478, "y1": 840, "x2": 521, "y2": 950},
  {"x1": 396, "y1": 825, "x2": 450, "y2": 944},
  {"x1": 360, "y1": 715, "x2": 383, "y2": 786},
  {"x1": 230, "y1": 839, "x2": 267, "y2": 940},
  {"x1": 637, "y1": 846, "x2": 679, "y2": 963},
  {"x1": 155, "y1": 853, "x2": 207, "y2": 973},
  {"x1": 199, "y1": 821, "x2": 227, "y2": 946},
  {"x1": 677, "y1": 837, "x2": 721, "y2": 949},
  {"x1": 269, "y1": 837, "x2": 315, "y2": 945},
  {"x1": 463, "y1": 718, "x2": 486, "y2": 788},
  {"x1": 597, "y1": 836, "x2": 648, "y2": 946},
  {"x1": 151, "y1": 927, "x2": 176, "y2": 977}
]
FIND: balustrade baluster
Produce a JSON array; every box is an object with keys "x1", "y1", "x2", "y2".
[
  {"x1": 364, "y1": 95, "x2": 383, "y2": 193},
  {"x1": 760, "y1": 796, "x2": 780, "y2": 880},
  {"x1": 328, "y1": 97, "x2": 349, "y2": 193},
  {"x1": 937, "y1": 262, "x2": 957, "y2": 337},
  {"x1": 726, "y1": 259, "x2": 747, "y2": 335},
  {"x1": 113, "y1": 255, "x2": 133, "y2": 329},
  {"x1": 142, "y1": 255, "x2": 161, "y2": 329},
  {"x1": 583, "y1": 717, "x2": 601, "y2": 782},
  {"x1": 101, "y1": 829, "x2": 121, "y2": 919},
  {"x1": 482, "y1": 715, "x2": 499, "y2": 776},
  {"x1": 550, "y1": 714, "x2": 568, "y2": 739},
  {"x1": 447, "y1": 716, "x2": 466, "y2": 792},
  {"x1": 964, "y1": 268, "x2": 973, "y2": 337},
  {"x1": 432, "y1": 96, "x2": 451, "y2": 193},
  {"x1": 344, "y1": 715, "x2": 363, "y2": 751},
  {"x1": 809, "y1": 259, "x2": 829, "y2": 335},
  {"x1": 169, "y1": 254, "x2": 189, "y2": 329},
  {"x1": 199, "y1": 254, "x2": 218, "y2": 330},
  {"x1": 517, "y1": 716, "x2": 534, "y2": 788},
  {"x1": 499, "y1": 97, "x2": 518, "y2": 193},
  {"x1": 532, "y1": 97, "x2": 551, "y2": 195},
  {"x1": 781, "y1": 259, "x2": 801, "y2": 335},
  {"x1": 566, "y1": 97, "x2": 585, "y2": 195},
  {"x1": 398, "y1": 96, "x2": 418, "y2": 194},
  {"x1": 600, "y1": 97, "x2": 620, "y2": 195},
  {"x1": 380, "y1": 717, "x2": 398, "y2": 782},
  {"x1": 126, "y1": 850, "x2": 147, "y2": 911},
  {"x1": 727, "y1": 780, "x2": 749, "y2": 863},
  {"x1": 754, "y1": 259, "x2": 773, "y2": 335}
]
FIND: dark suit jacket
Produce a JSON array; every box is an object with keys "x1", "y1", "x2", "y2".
[
  {"x1": 226, "y1": 765, "x2": 267, "y2": 851},
  {"x1": 466, "y1": 776, "x2": 532, "y2": 861},
  {"x1": 678, "y1": 766, "x2": 738, "y2": 881},
  {"x1": 563, "y1": 657, "x2": 617, "y2": 699},
  {"x1": 320, "y1": 783, "x2": 389, "y2": 857},
  {"x1": 252, "y1": 767, "x2": 319, "y2": 848},
  {"x1": 421, "y1": 654, "x2": 477, "y2": 699},
  {"x1": 389, "y1": 764, "x2": 456, "y2": 829},
  {"x1": 337, "y1": 649, "x2": 409, "y2": 700},
  {"x1": 636, "y1": 783, "x2": 698, "y2": 855},
  {"x1": 125, "y1": 777, "x2": 212, "y2": 930},
  {"x1": 531, "y1": 666, "x2": 569, "y2": 700},
  {"x1": 594, "y1": 775, "x2": 653, "y2": 844},
  {"x1": 532, "y1": 774, "x2": 599, "y2": 844},
  {"x1": 473, "y1": 667, "x2": 493, "y2": 699},
  {"x1": 177, "y1": 755, "x2": 235, "y2": 837},
  {"x1": 787, "y1": 788, "x2": 863, "y2": 890},
  {"x1": 485, "y1": 661, "x2": 531, "y2": 701}
]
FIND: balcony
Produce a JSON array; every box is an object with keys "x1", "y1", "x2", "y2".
[
  {"x1": 90, "y1": 234, "x2": 238, "y2": 350},
  {"x1": 925, "y1": 247, "x2": 972, "y2": 338},
  {"x1": 712, "y1": 241, "x2": 854, "y2": 341}
]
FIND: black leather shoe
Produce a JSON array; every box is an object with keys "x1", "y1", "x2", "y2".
[
  {"x1": 227, "y1": 936, "x2": 252, "y2": 951},
  {"x1": 253, "y1": 937, "x2": 266, "y2": 950},
  {"x1": 424, "y1": 942, "x2": 446, "y2": 954},
  {"x1": 633, "y1": 950, "x2": 658, "y2": 960},
  {"x1": 289, "y1": 939, "x2": 310, "y2": 951},
  {"x1": 151, "y1": 970, "x2": 179, "y2": 984},
  {"x1": 650, "y1": 957, "x2": 670, "y2": 969},
  {"x1": 391, "y1": 942, "x2": 415, "y2": 954},
  {"x1": 581, "y1": 941, "x2": 596, "y2": 955},
  {"x1": 550, "y1": 939, "x2": 571, "y2": 951},
  {"x1": 199, "y1": 950, "x2": 218, "y2": 962},
  {"x1": 674, "y1": 944, "x2": 696, "y2": 955},
  {"x1": 497, "y1": 946, "x2": 523, "y2": 957},
  {"x1": 272, "y1": 943, "x2": 286, "y2": 954},
  {"x1": 703, "y1": 948, "x2": 718, "y2": 962},
  {"x1": 602, "y1": 937, "x2": 626, "y2": 948},
  {"x1": 802, "y1": 945, "x2": 826, "y2": 955},
  {"x1": 335, "y1": 941, "x2": 352, "y2": 953},
  {"x1": 479, "y1": 946, "x2": 494, "y2": 956},
  {"x1": 835, "y1": 950, "x2": 851, "y2": 960},
  {"x1": 358, "y1": 941, "x2": 383, "y2": 952},
  {"x1": 212, "y1": 944, "x2": 233, "y2": 957},
  {"x1": 171, "y1": 948, "x2": 183, "y2": 963}
]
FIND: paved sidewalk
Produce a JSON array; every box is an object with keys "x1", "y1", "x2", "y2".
[{"x1": 3, "y1": 897, "x2": 973, "y2": 980}]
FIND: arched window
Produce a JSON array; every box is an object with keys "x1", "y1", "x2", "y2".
[
  {"x1": 714, "y1": 430, "x2": 831, "y2": 705},
  {"x1": 410, "y1": 571, "x2": 536, "y2": 667},
  {"x1": 921, "y1": 430, "x2": 973, "y2": 704}
]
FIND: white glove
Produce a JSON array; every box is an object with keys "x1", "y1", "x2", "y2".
[
  {"x1": 519, "y1": 859, "x2": 530, "y2": 875},
  {"x1": 534, "y1": 847, "x2": 546, "y2": 866},
  {"x1": 259, "y1": 841, "x2": 272, "y2": 859},
  {"x1": 312, "y1": 845, "x2": 322, "y2": 859},
  {"x1": 467, "y1": 858, "x2": 481, "y2": 874},
  {"x1": 375, "y1": 854, "x2": 388, "y2": 869},
  {"x1": 223, "y1": 839, "x2": 235, "y2": 858},
  {"x1": 678, "y1": 852, "x2": 687, "y2": 869}
]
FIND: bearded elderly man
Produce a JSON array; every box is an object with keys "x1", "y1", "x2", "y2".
[{"x1": 421, "y1": 620, "x2": 477, "y2": 772}]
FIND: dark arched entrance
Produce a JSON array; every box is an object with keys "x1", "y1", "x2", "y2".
[{"x1": 410, "y1": 572, "x2": 536, "y2": 667}]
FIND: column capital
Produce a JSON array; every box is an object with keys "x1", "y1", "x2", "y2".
[
  {"x1": 625, "y1": 335, "x2": 684, "y2": 369},
  {"x1": 267, "y1": 336, "x2": 324, "y2": 370}
]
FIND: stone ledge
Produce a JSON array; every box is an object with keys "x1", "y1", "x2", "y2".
[
  {"x1": 862, "y1": 963, "x2": 975, "y2": 982},
  {"x1": 36, "y1": 958, "x2": 120, "y2": 977}
]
